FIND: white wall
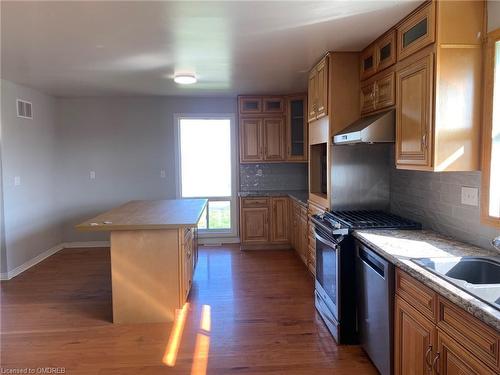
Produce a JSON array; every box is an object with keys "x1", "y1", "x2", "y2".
[
  {"x1": 488, "y1": 0, "x2": 500, "y2": 31},
  {"x1": 1, "y1": 79, "x2": 62, "y2": 272},
  {"x1": 56, "y1": 96, "x2": 237, "y2": 242}
]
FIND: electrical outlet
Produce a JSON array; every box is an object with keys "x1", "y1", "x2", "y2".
[
  {"x1": 461, "y1": 186, "x2": 479, "y2": 206},
  {"x1": 89, "y1": 171, "x2": 96, "y2": 180},
  {"x1": 14, "y1": 176, "x2": 21, "y2": 186},
  {"x1": 160, "y1": 169, "x2": 166, "y2": 178}
]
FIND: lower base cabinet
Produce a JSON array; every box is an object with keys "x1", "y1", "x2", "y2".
[
  {"x1": 395, "y1": 270, "x2": 499, "y2": 375},
  {"x1": 240, "y1": 196, "x2": 313, "y2": 274}
]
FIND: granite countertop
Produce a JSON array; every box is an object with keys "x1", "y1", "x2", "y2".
[
  {"x1": 238, "y1": 190, "x2": 308, "y2": 205},
  {"x1": 353, "y1": 229, "x2": 500, "y2": 332}
]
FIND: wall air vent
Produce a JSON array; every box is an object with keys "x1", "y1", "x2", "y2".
[{"x1": 16, "y1": 99, "x2": 33, "y2": 119}]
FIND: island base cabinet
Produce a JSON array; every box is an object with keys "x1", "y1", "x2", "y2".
[{"x1": 110, "y1": 227, "x2": 197, "y2": 324}]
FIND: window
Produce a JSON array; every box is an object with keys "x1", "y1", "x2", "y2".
[
  {"x1": 177, "y1": 116, "x2": 236, "y2": 235},
  {"x1": 482, "y1": 29, "x2": 500, "y2": 227}
]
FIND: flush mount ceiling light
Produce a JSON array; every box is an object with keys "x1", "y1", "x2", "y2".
[{"x1": 174, "y1": 74, "x2": 197, "y2": 85}]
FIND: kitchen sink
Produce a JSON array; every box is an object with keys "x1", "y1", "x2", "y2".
[{"x1": 411, "y1": 256, "x2": 500, "y2": 311}]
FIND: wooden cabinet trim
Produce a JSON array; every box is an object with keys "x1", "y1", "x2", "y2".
[
  {"x1": 396, "y1": 269, "x2": 438, "y2": 322},
  {"x1": 437, "y1": 330, "x2": 497, "y2": 375},
  {"x1": 397, "y1": 2, "x2": 436, "y2": 61},
  {"x1": 437, "y1": 297, "x2": 500, "y2": 371},
  {"x1": 376, "y1": 30, "x2": 397, "y2": 71},
  {"x1": 239, "y1": 96, "x2": 263, "y2": 114},
  {"x1": 395, "y1": 295, "x2": 437, "y2": 375},
  {"x1": 395, "y1": 52, "x2": 434, "y2": 168}
]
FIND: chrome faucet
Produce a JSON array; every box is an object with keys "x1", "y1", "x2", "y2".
[{"x1": 493, "y1": 236, "x2": 500, "y2": 251}]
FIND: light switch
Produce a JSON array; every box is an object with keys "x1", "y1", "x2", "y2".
[
  {"x1": 14, "y1": 176, "x2": 21, "y2": 186},
  {"x1": 89, "y1": 171, "x2": 96, "y2": 180},
  {"x1": 461, "y1": 186, "x2": 479, "y2": 206},
  {"x1": 160, "y1": 169, "x2": 166, "y2": 178}
]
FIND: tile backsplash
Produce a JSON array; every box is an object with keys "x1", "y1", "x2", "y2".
[
  {"x1": 390, "y1": 168, "x2": 499, "y2": 251},
  {"x1": 240, "y1": 163, "x2": 308, "y2": 191}
]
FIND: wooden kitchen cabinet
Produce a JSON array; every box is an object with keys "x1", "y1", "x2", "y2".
[
  {"x1": 360, "y1": 71, "x2": 395, "y2": 115},
  {"x1": 271, "y1": 197, "x2": 289, "y2": 243},
  {"x1": 286, "y1": 95, "x2": 308, "y2": 162},
  {"x1": 240, "y1": 206, "x2": 269, "y2": 244},
  {"x1": 395, "y1": 295, "x2": 436, "y2": 375},
  {"x1": 239, "y1": 118, "x2": 262, "y2": 162},
  {"x1": 308, "y1": 55, "x2": 329, "y2": 122},
  {"x1": 397, "y1": 2, "x2": 435, "y2": 61},
  {"x1": 437, "y1": 331, "x2": 496, "y2": 375},
  {"x1": 395, "y1": 270, "x2": 500, "y2": 375},
  {"x1": 239, "y1": 95, "x2": 302, "y2": 163},
  {"x1": 240, "y1": 197, "x2": 292, "y2": 250},
  {"x1": 239, "y1": 116, "x2": 285, "y2": 162},
  {"x1": 396, "y1": 53, "x2": 433, "y2": 167},
  {"x1": 239, "y1": 96, "x2": 262, "y2": 114},
  {"x1": 263, "y1": 97, "x2": 284, "y2": 113},
  {"x1": 360, "y1": 30, "x2": 396, "y2": 81},
  {"x1": 182, "y1": 228, "x2": 195, "y2": 300},
  {"x1": 263, "y1": 117, "x2": 285, "y2": 161},
  {"x1": 360, "y1": 0, "x2": 483, "y2": 172}
]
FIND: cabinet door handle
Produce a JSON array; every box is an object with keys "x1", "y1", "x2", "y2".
[
  {"x1": 425, "y1": 345, "x2": 433, "y2": 371},
  {"x1": 432, "y1": 352, "x2": 440, "y2": 375},
  {"x1": 422, "y1": 133, "x2": 427, "y2": 149}
]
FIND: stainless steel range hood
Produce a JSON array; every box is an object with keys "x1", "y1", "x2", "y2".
[{"x1": 333, "y1": 109, "x2": 395, "y2": 145}]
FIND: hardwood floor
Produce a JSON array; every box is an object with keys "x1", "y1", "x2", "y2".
[{"x1": 1, "y1": 245, "x2": 378, "y2": 374}]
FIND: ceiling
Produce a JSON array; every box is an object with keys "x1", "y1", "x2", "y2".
[{"x1": 1, "y1": 1, "x2": 422, "y2": 97}]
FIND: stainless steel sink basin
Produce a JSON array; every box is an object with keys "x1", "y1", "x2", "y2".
[{"x1": 411, "y1": 256, "x2": 500, "y2": 311}]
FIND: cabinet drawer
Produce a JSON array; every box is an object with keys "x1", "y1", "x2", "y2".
[
  {"x1": 437, "y1": 297, "x2": 500, "y2": 371},
  {"x1": 397, "y1": 2, "x2": 435, "y2": 61},
  {"x1": 241, "y1": 197, "x2": 269, "y2": 208},
  {"x1": 396, "y1": 269, "x2": 437, "y2": 322}
]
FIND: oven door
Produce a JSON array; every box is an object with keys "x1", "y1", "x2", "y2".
[{"x1": 315, "y1": 228, "x2": 340, "y2": 320}]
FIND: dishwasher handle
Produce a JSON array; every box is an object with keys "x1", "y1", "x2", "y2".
[{"x1": 358, "y1": 246, "x2": 386, "y2": 278}]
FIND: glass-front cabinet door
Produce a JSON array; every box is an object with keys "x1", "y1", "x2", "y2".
[{"x1": 286, "y1": 95, "x2": 308, "y2": 161}]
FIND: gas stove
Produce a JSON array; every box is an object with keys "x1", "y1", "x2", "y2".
[{"x1": 313, "y1": 210, "x2": 421, "y2": 234}]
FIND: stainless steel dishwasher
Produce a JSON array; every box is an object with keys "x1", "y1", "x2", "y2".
[{"x1": 356, "y1": 240, "x2": 394, "y2": 375}]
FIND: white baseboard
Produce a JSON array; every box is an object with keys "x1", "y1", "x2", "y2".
[
  {"x1": 0, "y1": 241, "x2": 110, "y2": 280},
  {"x1": 63, "y1": 241, "x2": 110, "y2": 248},
  {"x1": 1, "y1": 243, "x2": 64, "y2": 280}
]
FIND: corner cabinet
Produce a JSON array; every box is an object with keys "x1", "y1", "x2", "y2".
[
  {"x1": 394, "y1": 270, "x2": 499, "y2": 375},
  {"x1": 308, "y1": 55, "x2": 329, "y2": 122},
  {"x1": 240, "y1": 197, "x2": 290, "y2": 250}
]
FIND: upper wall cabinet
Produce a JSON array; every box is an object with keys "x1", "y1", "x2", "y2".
[
  {"x1": 308, "y1": 55, "x2": 329, "y2": 122},
  {"x1": 360, "y1": 71, "x2": 395, "y2": 115},
  {"x1": 395, "y1": 0, "x2": 484, "y2": 171},
  {"x1": 238, "y1": 94, "x2": 307, "y2": 163},
  {"x1": 239, "y1": 96, "x2": 262, "y2": 114},
  {"x1": 397, "y1": 2, "x2": 435, "y2": 61},
  {"x1": 360, "y1": 30, "x2": 397, "y2": 80},
  {"x1": 286, "y1": 95, "x2": 308, "y2": 162}
]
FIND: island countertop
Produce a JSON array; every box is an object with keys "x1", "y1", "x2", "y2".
[{"x1": 76, "y1": 199, "x2": 208, "y2": 231}]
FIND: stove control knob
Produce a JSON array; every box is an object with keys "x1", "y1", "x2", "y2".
[{"x1": 333, "y1": 222, "x2": 341, "y2": 229}]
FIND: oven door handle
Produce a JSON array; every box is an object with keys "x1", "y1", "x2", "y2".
[{"x1": 314, "y1": 231, "x2": 338, "y2": 249}]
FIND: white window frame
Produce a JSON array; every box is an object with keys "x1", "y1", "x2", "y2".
[{"x1": 174, "y1": 113, "x2": 239, "y2": 240}]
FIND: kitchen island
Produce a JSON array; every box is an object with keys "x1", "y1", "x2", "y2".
[{"x1": 76, "y1": 199, "x2": 207, "y2": 324}]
